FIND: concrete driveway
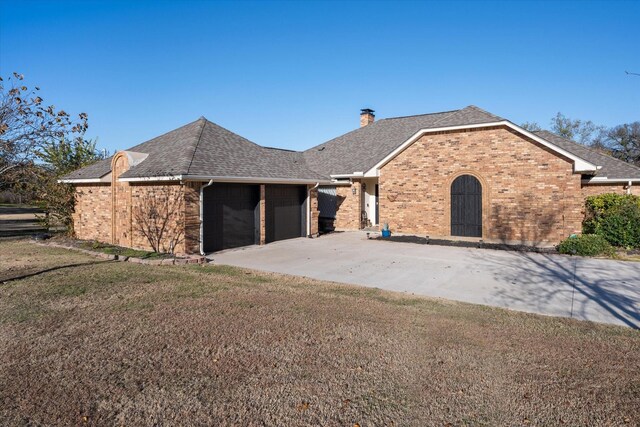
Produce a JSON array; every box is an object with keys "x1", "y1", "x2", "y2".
[{"x1": 210, "y1": 232, "x2": 640, "y2": 328}]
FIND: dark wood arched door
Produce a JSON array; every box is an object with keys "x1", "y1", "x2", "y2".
[{"x1": 451, "y1": 175, "x2": 482, "y2": 237}]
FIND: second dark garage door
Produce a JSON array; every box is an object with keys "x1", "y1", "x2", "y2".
[
  {"x1": 202, "y1": 183, "x2": 260, "y2": 253},
  {"x1": 265, "y1": 185, "x2": 307, "y2": 243}
]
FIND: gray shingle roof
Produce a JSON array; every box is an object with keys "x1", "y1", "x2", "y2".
[
  {"x1": 63, "y1": 106, "x2": 640, "y2": 183},
  {"x1": 63, "y1": 117, "x2": 327, "y2": 182},
  {"x1": 302, "y1": 105, "x2": 505, "y2": 175},
  {"x1": 62, "y1": 156, "x2": 113, "y2": 180},
  {"x1": 534, "y1": 130, "x2": 640, "y2": 180}
]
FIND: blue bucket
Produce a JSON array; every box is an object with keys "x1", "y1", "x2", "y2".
[{"x1": 381, "y1": 229, "x2": 391, "y2": 238}]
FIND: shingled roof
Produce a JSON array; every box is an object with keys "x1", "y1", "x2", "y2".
[
  {"x1": 534, "y1": 130, "x2": 640, "y2": 180},
  {"x1": 62, "y1": 117, "x2": 328, "y2": 182},
  {"x1": 63, "y1": 106, "x2": 640, "y2": 183},
  {"x1": 301, "y1": 105, "x2": 505, "y2": 176}
]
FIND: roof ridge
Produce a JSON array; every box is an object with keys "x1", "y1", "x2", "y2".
[
  {"x1": 535, "y1": 130, "x2": 640, "y2": 173},
  {"x1": 465, "y1": 104, "x2": 499, "y2": 117},
  {"x1": 205, "y1": 119, "x2": 265, "y2": 149},
  {"x1": 263, "y1": 146, "x2": 300, "y2": 153},
  {"x1": 429, "y1": 108, "x2": 467, "y2": 126},
  {"x1": 128, "y1": 117, "x2": 204, "y2": 152},
  {"x1": 381, "y1": 109, "x2": 460, "y2": 121},
  {"x1": 185, "y1": 118, "x2": 208, "y2": 175}
]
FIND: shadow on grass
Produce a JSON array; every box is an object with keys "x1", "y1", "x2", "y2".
[{"x1": 1, "y1": 260, "x2": 115, "y2": 284}]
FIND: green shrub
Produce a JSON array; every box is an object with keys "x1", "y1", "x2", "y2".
[
  {"x1": 583, "y1": 194, "x2": 640, "y2": 249},
  {"x1": 557, "y1": 234, "x2": 614, "y2": 257}
]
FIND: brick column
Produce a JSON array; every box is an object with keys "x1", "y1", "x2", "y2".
[
  {"x1": 183, "y1": 181, "x2": 201, "y2": 254},
  {"x1": 259, "y1": 184, "x2": 266, "y2": 245},
  {"x1": 308, "y1": 184, "x2": 319, "y2": 236}
]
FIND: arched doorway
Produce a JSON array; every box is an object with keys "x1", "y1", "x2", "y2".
[{"x1": 451, "y1": 175, "x2": 482, "y2": 237}]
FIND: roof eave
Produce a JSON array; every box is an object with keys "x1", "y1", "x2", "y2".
[
  {"x1": 118, "y1": 174, "x2": 331, "y2": 185},
  {"x1": 582, "y1": 177, "x2": 640, "y2": 184},
  {"x1": 58, "y1": 172, "x2": 112, "y2": 184}
]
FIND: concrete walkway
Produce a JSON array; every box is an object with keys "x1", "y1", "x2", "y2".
[{"x1": 210, "y1": 232, "x2": 640, "y2": 328}]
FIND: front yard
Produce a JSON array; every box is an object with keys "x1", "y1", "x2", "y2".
[{"x1": 0, "y1": 239, "x2": 638, "y2": 425}]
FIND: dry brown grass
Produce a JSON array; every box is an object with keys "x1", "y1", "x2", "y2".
[{"x1": 1, "y1": 239, "x2": 638, "y2": 426}]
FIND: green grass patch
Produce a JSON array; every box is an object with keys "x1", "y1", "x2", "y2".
[
  {"x1": 169, "y1": 281, "x2": 229, "y2": 299},
  {"x1": 196, "y1": 264, "x2": 245, "y2": 277},
  {"x1": 46, "y1": 283, "x2": 87, "y2": 298},
  {"x1": 0, "y1": 302, "x2": 48, "y2": 324},
  {"x1": 81, "y1": 241, "x2": 172, "y2": 259},
  {"x1": 325, "y1": 285, "x2": 425, "y2": 307}
]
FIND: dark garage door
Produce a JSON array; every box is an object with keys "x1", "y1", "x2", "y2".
[
  {"x1": 451, "y1": 175, "x2": 482, "y2": 238},
  {"x1": 265, "y1": 185, "x2": 306, "y2": 243},
  {"x1": 202, "y1": 184, "x2": 260, "y2": 253}
]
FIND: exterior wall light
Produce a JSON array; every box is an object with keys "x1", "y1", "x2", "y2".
[{"x1": 352, "y1": 186, "x2": 357, "y2": 195}]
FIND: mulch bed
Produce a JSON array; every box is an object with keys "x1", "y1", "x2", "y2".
[{"x1": 371, "y1": 234, "x2": 558, "y2": 254}]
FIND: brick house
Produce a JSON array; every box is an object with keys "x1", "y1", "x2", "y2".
[{"x1": 62, "y1": 106, "x2": 640, "y2": 253}]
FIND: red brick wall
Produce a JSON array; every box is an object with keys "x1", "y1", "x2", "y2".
[
  {"x1": 379, "y1": 126, "x2": 585, "y2": 245},
  {"x1": 129, "y1": 183, "x2": 189, "y2": 254},
  {"x1": 72, "y1": 176, "x2": 318, "y2": 253},
  {"x1": 335, "y1": 181, "x2": 362, "y2": 230},
  {"x1": 183, "y1": 181, "x2": 202, "y2": 254},
  {"x1": 581, "y1": 183, "x2": 640, "y2": 197},
  {"x1": 72, "y1": 151, "x2": 203, "y2": 254},
  {"x1": 73, "y1": 184, "x2": 111, "y2": 242},
  {"x1": 111, "y1": 153, "x2": 131, "y2": 247}
]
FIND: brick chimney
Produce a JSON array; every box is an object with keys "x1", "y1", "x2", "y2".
[{"x1": 360, "y1": 108, "x2": 375, "y2": 127}]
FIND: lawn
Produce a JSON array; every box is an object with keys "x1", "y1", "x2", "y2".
[{"x1": 0, "y1": 240, "x2": 638, "y2": 426}]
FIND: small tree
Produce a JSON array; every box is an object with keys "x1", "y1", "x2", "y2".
[
  {"x1": 0, "y1": 72, "x2": 88, "y2": 177},
  {"x1": 32, "y1": 138, "x2": 101, "y2": 232},
  {"x1": 132, "y1": 186, "x2": 185, "y2": 254}
]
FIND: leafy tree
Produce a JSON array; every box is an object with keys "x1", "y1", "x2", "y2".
[
  {"x1": 0, "y1": 72, "x2": 88, "y2": 177},
  {"x1": 605, "y1": 122, "x2": 640, "y2": 166},
  {"x1": 31, "y1": 138, "x2": 101, "y2": 232},
  {"x1": 550, "y1": 112, "x2": 606, "y2": 147},
  {"x1": 520, "y1": 121, "x2": 542, "y2": 132}
]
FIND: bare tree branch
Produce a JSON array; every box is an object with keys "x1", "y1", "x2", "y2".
[{"x1": 132, "y1": 186, "x2": 185, "y2": 254}]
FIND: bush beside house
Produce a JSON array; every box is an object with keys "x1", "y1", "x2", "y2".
[
  {"x1": 583, "y1": 194, "x2": 640, "y2": 249},
  {"x1": 557, "y1": 234, "x2": 614, "y2": 256},
  {"x1": 557, "y1": 194, "x2": 640, "y2": 256}
]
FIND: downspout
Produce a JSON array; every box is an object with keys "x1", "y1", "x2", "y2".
[
  {"x1": 307, "y1": 182, "x2": 320, "y2": 237},
  {"x1": 627, "y1": 180, "x2": 633, "y2": 195},
  {"x1": 200, "y1": 179, "x2": 214, "y2": 255}
]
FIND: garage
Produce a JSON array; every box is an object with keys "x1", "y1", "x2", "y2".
[
  {"x1": 202, "y1": 183, "x2": 260, "y2": 252},
  {"x1": 265, "y1": 185, "x2": 307, "y2": 243}
]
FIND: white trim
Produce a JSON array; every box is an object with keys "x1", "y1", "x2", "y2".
[
  {"x1": 363, "y1": 121, "x2": 598, "y2": 177},
  {"x1": 582, "y1": 177, "x2": 640, "y2": 184},
  {"x1": 59, "y1": 178, "x2": 105, "y2": 183},
  {"x1": 119, "y1": 175, "x2": 331, "y2": 185},
  {"x1": 330, "y1": 172, "x2": 364, "y2": 179},
  {"x1": 58, "y1": 172, "x2": 112, "y2": 184},
  {"x1": 119, "y1": 175, "x2": 183, "y2": 182},
  {"x1": 123, "y1": 151, "x2": 149, "y2": 167}
]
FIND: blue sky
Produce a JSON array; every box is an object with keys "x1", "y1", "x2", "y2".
[{"x1": 1, "y1": 0, "x2": 639, "y2": 153}]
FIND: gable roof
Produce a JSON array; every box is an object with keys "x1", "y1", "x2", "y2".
[
  {"x1": 534, "y1": 130, "x2": 640, "y2": 181},
  {"x1": 302, "y1": 105, "x2": 504, "y2": 176},
  {"x1": 63, "y1": 117, "x2": 328, "y2": 182}
]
